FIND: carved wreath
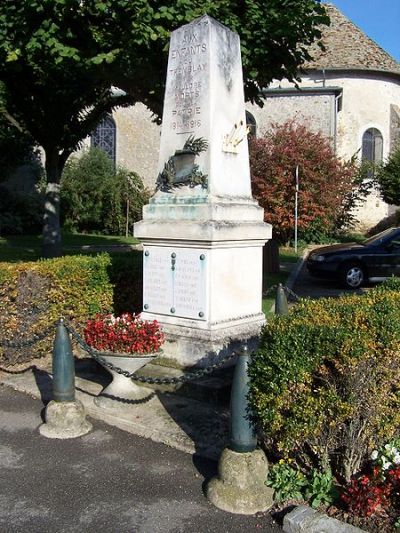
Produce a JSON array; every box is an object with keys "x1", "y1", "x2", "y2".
[{"x1": 156, "y1": 136, "x2": 208, "y2": 192}]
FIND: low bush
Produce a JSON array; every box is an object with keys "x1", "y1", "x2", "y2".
[
  {"x1": 0, "y1": 185, "x2": 43, "y2": 236},
  {"x1": 0, "y1": 254, "x2": 114, "y2": 365},
  {"x1": 108, "y1": 251, "x2": 143, "y2": 315},
  {"x1": 249, "y1": 278, "x2": 400, "y2": 482},
  {"x1": 60, "y1": 148, "x2": 150, "y2": 235}
]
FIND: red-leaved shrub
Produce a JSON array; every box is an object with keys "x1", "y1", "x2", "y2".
[{"x1": 249, "y1": 121, "x2": 358, "y2": 243}]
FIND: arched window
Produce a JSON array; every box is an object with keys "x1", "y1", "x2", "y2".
[
  {"x1": 91, "y1": 115, "x2": 116, "y2": 163},
  {"x1": 362, "y1": 128, "x2": 383, "y2": 170},
  {"x1": 246, "y1": 111, "x2": 257, "y2": 137}
]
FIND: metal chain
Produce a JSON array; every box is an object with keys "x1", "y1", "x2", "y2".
[
  {"x1": 0, "y1": 323, "x2": 56, "y2": 349},
  {"x1": 64, "y1": 322, "x2": 236, "y2": 384},
  {"x1": 282, "y1": 285, "x2": 300, "y2": 302},
  {"x1": 262, "y1": 284, "x2": 299, "y2": 302}
]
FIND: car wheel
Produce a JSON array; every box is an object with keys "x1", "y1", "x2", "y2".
[{"x1": 340, "y1": 263, "x2": 365, "y2": 289}]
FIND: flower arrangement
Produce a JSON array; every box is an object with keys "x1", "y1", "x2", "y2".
[
  {"x1": 84, "y1": 313, "x2": 164, "y2": 355},
  {"x1": 341, "y1": 438, "x2": 400, "y2": 518}
]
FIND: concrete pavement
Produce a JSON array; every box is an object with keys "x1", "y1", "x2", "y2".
[
  {"x1": 0, "y1": 384, "x2": 282, "y2": 532},
  {"x1": 0, "y1": 249, "x2": 357, "y2": 532}
]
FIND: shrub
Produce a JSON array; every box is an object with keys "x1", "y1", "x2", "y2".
[
  {"x1": 60, "y1": 148, "x2": 150, "y2": 235},
  {"x1": 249, "y1": 121, "x2": 363, "y2": 244},
  {"x1": 0, "y1": 185, "x2": 43, "y2": 236},
  {"x1": 249, "y1": 278, "x2": 400, "y2": 482},
  {"x1": 107, "y1": 251, "x2": 143, "y2": 315},
  {"x1": 376, "y1": 143, "x2": 400, "y2": 206},
  {"x1": 0, "y1": 254, "x2": 114, "y2": 365}
]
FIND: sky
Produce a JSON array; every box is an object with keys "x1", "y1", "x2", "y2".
[{"x1": 324, "y1": 0, "x2": 400, "y2": 61}]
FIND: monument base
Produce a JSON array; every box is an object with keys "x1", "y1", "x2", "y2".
[
  {"x1": 141, "y1": 311, "x2": 265, "y2": 368},
  {"x1": 39, "y1": 400, "x2": 92, "y2": 439},
  {"x1": 207, "y1": 448, "x2": 274, "y2": 514},
  {"x1": 135, "y1": 201, "x2": 271, "y2": 367}
]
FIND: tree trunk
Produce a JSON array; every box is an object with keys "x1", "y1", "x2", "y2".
[{"x1": 42, "y1": 149, "x2": 65, "y2": 258}]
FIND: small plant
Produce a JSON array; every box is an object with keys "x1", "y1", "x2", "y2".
[
  {"x1": 341, "y1": 467, "x2": 391, "y2": 517},
  {"x1": 305, "y1": 469, "x2": 339, "y2": 508},
  {"x1": 371, "y1": 438, "x2": 400, "y2": 473},
  {"x1": 266, "y1": 461, "x2": 307, "y2": 502},
  {"x1": 341, "y1": 451, "x2": 400, "y2": 520},
  {"x1": 84, "y1": 313, "x2": 164, "y2": 355}
]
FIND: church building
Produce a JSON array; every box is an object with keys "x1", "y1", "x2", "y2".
[{"x1": 90, "y1": 4, "x2": 400, "y2": 230}]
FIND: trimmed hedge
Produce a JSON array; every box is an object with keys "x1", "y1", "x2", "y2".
[
  {"x1": 249, "y1": 278, "x2": 400, "y2": 482},
  {"x1": 0, "y1": 252, "x2": 143, "y2": 365}
]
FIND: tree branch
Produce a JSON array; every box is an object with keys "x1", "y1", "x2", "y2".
[{"x1": 0, "y1": 108, "x2": 29, "y2": 135}]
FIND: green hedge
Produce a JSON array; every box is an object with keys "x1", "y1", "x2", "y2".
[
  {"x1": 249, "y1": 278, "x2": 400, "y2": 482},
  {"x1": 0, "y1": 252, "x2": 143, "y2": 365}
]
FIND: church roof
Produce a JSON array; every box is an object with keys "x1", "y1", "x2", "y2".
[{"x1": 302, "y1": 4, "x2": 400, "y2": 75}]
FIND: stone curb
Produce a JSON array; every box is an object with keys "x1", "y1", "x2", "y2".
[{"x1": 283, "y1": 505, "x2": 366, "y2": 533}]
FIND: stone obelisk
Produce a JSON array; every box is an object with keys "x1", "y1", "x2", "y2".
[{"x1": 134, "y1": 15, "x2": 271, "y2": 367}]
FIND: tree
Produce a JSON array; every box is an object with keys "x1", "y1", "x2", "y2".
[
  {"x1": 60, "y1": 148, "x2": 149, "y2": 235},
  {"x1": 0, "y1": 1, "x2": 329, "y2": 257},
  {"x1": 376, "y1": 144, "x2": 400, "y2": 206},
  {"x1": 249, "y1": 121, "x2": 359, "y2": 244},
  {"x1": 0, "y1": 115, "x2": 38, "y2": 180}
]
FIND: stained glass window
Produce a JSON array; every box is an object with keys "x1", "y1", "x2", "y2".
[
  {"x1": 362, "y1": 128, "x2": 383, "y2": 168},
  {"x1": 91, "y1": 115, "x2": 116, "y2": 163}
]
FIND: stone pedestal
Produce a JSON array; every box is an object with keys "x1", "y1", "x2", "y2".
[
  {"x1": 39, "y1": 400, "x2": 92, "y2": 439},
  {"x1": 134, "y1": 15, "x2": 271, "y2": 367},
  {"x1": 206, "y1": 448, "x2": 274, "y2": 514}
]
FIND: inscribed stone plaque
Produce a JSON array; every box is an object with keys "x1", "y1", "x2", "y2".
[
  {"x1": 157, "y1": 14, "x2": 252, "y2": 198},
  {"x1": 143, "y1": 247, "x2": 207, "y2": 320}
]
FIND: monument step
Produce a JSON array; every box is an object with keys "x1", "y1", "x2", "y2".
[
  {"x1": 136, "y1": 363, "x2": 234, "y2": 406},
  {"x1": 75, "y1": 359, "x2": 233, "y2": 407}
]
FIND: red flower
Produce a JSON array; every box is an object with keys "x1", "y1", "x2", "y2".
[{"x1": 84, "y1": 313, "x2": 164, "y2": 355}]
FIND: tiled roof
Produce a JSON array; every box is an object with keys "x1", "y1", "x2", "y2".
[{"x1": 302, "y1": 4, "x2": 400, "y2": 75}]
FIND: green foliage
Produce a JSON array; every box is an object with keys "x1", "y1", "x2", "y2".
[
  {"x1": 305, "y1": 469, "x2": 339, "y2": 508},
  {"x1": 0, "y1": 0, "x2": 329, "y2": 255},
  {"x1": 0, "y1": 114, "x2": 38, "y2": 180},
  {"x1": 249, "y1": 278, "x2": 400, "y2": 482},
  {"x1": 61, "y1": 148, "x2": 149, "y2": 235},
  {"x1": 249, "y1": 121, "x2": 365, "y2": 244},
  {"x1": 0, "y1": 185, "x2": 43, "y2": 236},
  {"x1": 107, "y1": 251, "x2": 143, "y2": 315},
  {"x1": 266, "y1": 461, "x2": 307, "y2": 502},
  {"x1": 266, "y1": 462, "x2": 338, "y2": 507},
  {"x1": 376, "y1": 144, "x2": 400, "y2": 206},
  {"x1": 0, "y1": 254, "x2": 114, "y2": 365}
]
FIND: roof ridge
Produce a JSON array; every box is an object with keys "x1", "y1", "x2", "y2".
[{"x1": 303, "y1": 3, "x2": 400, "y2": 75}]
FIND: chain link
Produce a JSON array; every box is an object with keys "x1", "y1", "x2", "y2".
[
  {"x1": 0, "y1": 323, "x2": 56, "y2": 350},
  {"x1": 64, "y1": 322, "x2": 237, "y2": 384},
  {"x1": 262, "y1": 284, "x2": 299, "y2": 302}
]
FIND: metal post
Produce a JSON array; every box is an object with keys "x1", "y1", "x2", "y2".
[
  {"x1": 275, "y1": 284, "x2": 289, "y2": 315},
  {"x1": 230, "y1": 344, "x2": 257, "y2": 453},
  {"x1": 52, "y1": 319, "x2": 75, "y2": 402}
]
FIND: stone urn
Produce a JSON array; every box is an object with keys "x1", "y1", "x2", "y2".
[{"x1": 94, "y1": 352, "x2": 158, "y2": 408}]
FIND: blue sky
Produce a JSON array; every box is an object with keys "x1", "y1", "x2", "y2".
[{"x1": 324, "y1": 0, "x2": 400, "y2": 61}]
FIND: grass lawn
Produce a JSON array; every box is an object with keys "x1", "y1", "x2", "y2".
[
  {"x1": 0, "y1": 233, "x2": 139, "y2": 262},
  {"x1": 262, "y1": 245, "x2": 303, "y2": 319}
]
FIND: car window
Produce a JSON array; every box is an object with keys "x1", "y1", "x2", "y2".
[
  {"x1": 363, "y1": 228, "x2": 400, "y2": 246},
  {"x1": 388, "y1": 239, "x2": 400, "y2": 251}
]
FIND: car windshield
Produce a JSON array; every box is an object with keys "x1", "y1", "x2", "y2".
[{"x1": 363, "y1": 227, "x2": 399, "y2": 246}]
